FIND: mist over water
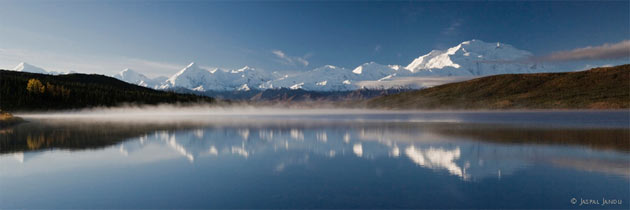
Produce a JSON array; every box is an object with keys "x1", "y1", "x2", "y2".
[
  {"x1": 18, "y1": 104, "x2": 398, "y2": 118},
  {"x1": 16, "y1": 105, "x2": 443, "y2": 124},
  {"x1": 14, "y1": 105, "x2": 630, "y2": 129}
]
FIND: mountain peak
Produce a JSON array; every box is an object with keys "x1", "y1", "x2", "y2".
[
  {"x1": 14, "y1": 62, "x2": 31, "y2": 70},
  {"x1": 116, "y1": 68, "x2": 144, "y2": 77},
  {"x1": 13, "y1": 62, "x2": 48, "y2": 74},
  {"x1": 120, "y1": 68, "x2": 137, "y2": 74},
  {"x1": 460, "y1": 39, "x2": 485, "y2": 45},
  {"x1": 174, "y1": 62, "x2": 208, "y2": 76},
  {"x1": 165, "y1": 62, "x2": 214, "y2": 89},
  {"x1": 456, "y1": 39, "x2": 513, "y2": 52},
  {"x1": 113, "y1": 68, "x2": 156, "y2": 88},
  {"x1": 405, "y1": 39, "x2": 533, "y2": 74}
]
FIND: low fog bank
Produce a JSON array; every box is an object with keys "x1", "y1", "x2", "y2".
[
  {"x1": 356, "y1": 76, "x2": 475, "y2": 89},
  {"x1": 14, "y1": 104, "x2": 471, "y2": 127},
  {"x1": 16, "y1": 104, "x2": 407, "y2": 121}
]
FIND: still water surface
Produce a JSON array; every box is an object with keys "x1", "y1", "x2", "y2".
[{"x1": 1, "y1": 111, "x2": 629, "y2": 208}]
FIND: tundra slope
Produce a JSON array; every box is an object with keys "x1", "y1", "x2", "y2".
[{"x1": 367, "y1": 65, "x2": 630, "y2": 110}]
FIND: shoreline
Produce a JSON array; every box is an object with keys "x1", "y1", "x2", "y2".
[{"x1": 0, "y1": 111, "x2": 25, "y2": 128}]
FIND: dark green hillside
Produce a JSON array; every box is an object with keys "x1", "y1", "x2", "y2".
[
  {"x1": 368, "y1": 64, "x2": 630, "y2": 110},
  {"x1": 0, "y1": 70, "x2": 214, "y2": 111}
]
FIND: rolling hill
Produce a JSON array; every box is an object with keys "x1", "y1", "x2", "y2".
[
  {"x1": 367, "y1": 64, "x2": 630, "y2": 110},
  {"x1": 0, "y1": 70, "x2": 215, "y2": 111}
]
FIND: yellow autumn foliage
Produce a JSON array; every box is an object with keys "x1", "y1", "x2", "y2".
[{"x1": 26, "y1": 79, "x2": 45, "y2": 94}]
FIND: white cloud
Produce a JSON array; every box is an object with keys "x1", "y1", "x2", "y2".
[
  {"x1": 271, "y1": 50, "x2": 286, "y2": 58},
  {"x1": 295, "y1": 57, "x2": 309, "y2": 66},
  {"x1": 271, "y1": 49, "x2": 309, "y2": 67},
  {"x1": 539, "y1": 40, "x2": 630, "y2": 62}
]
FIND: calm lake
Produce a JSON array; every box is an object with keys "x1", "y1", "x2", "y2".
[{"x1": 1, "y1": 110, "x2": 629, "y2": 209}]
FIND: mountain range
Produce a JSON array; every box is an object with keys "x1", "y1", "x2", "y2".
[{"x1": 10, "y1": 39, "x2": 624, "y2": 92}]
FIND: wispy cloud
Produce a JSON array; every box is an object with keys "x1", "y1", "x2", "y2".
[
  {"x1": 271, "y1": 50, "x2": 310, "y2": 67},
  {"x1": 442, "y1": 19, "x2": 463, "y2": 35},
  {"x1": 538, "y1": 40, "x2": 630, "y2": 62},
  {"x1": 374, "y1": 45, "x2": 381, "y2": 53}
]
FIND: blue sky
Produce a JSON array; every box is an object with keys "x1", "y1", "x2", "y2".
[{"x1": 1, "y1": 1, "x2": 628, "y2": 77}]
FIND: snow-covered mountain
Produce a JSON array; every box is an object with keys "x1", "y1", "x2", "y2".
[
  {"x1": 405, "y1": 39, "x2": 545, "y2": 76},
  {"x1": 12, "y1": 62, "x2": 73, "y2": 75},
  {"x1": 262, "y1": 65, "x2": 357, "y2": 91},
  {"x1": 160, "y1": 62, "x2": 214, "y2": 90},
  {"x1": 113, "y1": 68, "x2": 165, "y2": 89},
  {"x1": 226, "y1": 66, "x2": 274, "y2": 90},
  {"x1": 159, "y1": 62, "x2": 273, "y2": 91},
  {"x1": 13, "y1": 62, "x2": 51, "y2": 74},
  {"x1": 352, "y1": 62, "x2": 404, "y2": 81},
  {"x1": 261, "y1": 63, "x2": 407, "y2": 91}
]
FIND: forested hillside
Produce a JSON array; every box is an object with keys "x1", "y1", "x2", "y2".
[{"x1": 0, "y1": 70, "x2": 214, "y2": 111}]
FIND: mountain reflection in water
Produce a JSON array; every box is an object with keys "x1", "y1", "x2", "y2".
[{"x1": 2, "y1": 118, "x2": 628, "y2": 181}]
